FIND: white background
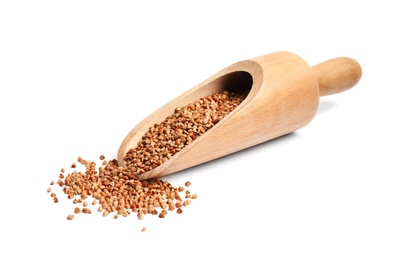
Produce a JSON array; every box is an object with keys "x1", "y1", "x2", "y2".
[{"x1": 1, "y1": 1, "x2": 395, "y2": 259}]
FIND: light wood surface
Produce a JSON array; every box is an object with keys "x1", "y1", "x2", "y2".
[{"x1": 118, "y1": 51, "x2": 362, "y2": 180}]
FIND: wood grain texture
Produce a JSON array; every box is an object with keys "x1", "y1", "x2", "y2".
[{"x1": 118, "y1": 51, "x2": 362, "y2": 180}]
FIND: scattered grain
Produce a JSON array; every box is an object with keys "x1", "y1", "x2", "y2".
[
  {"x1": 46, "y1": 89, "x2": 247, "y2": 230},
  {"x1": 67, "y1": 214, "x2": 74, "y2": 220}
]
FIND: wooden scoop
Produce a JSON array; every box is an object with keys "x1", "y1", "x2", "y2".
[{"x1": 118, "y1": 51, "x2": 362, "y2": 180}]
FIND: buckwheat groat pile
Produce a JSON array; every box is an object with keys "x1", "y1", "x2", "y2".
[
  {"x1": 48, "y1": 90, "x2": 247, "y2": 230},
  {"x1": 49, "y1": 156, "x2": 197, "y2": 223},
  {"x1": 123, "y1": 90, "x2": 248, "y2": 176}
]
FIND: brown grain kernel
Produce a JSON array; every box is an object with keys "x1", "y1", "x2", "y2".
[
  {"x1": 191, "y1": 193, "x2": 198, "y2": 199},
  {"x1": 113, "y1": 214, "x2": 118, "y2": 219},
  {"x1": 141, "y1": 226, "x2": 147, "y2": 232},
  {"x1": 82, "y1": 201, "x2": 88, "y2": 207},
  {"x1": 175, "y1": 201, "x2": 182, "y2": 208},
  {"x1": 99, "y1": 155, "x2": 105, "y2": 160},
  {"x1": 53, "y1": 197, "x2": 59, "y2": 203},
  {"x1": 168, "y1": 204, "x2": 175, "y2": 211},
  {"x1": 178, "y1": 186, "x2": 184, "y2": 192},
  {"x1": 57, "y1": 179, "x2": 64, "y2": 187},
  {"x1": 71, "y1": 162, "x2": 76, "y2": 168},
  {"x1": 81, "y1": 190, "x2": 88, "y2": 200},
  {"x1": 82, "y1": 208, "x2": 91, "y2": 214},
  {"x1": 92, "y1": 200, "x2": 97, "y2": 205},
  {"x1": 50, "y1": 181, "x2": 55, "y2": 185},
  {"x1": 185, "y1": 181, "x2": 191, "y2": 187},
  {"x1": 59, "y1": 173, "x2": 64, "y2": 179},
  {"x1": 47, "y1": 187, "x2": 52, "y2": 193},
  {"x1": 159, "y1": 213, "x2": 165, "y2": 218},
  {"x1": 102, "y1": 211, "x2": 109, "y2": 217},
  {"x1": 50, "y1": 193, "x2": 56, "y2": 197},
  {"x1": 67, "y1": 214, "x2": 74, "y2": 220},
  {"x1": 74, "y1": 207, "x2": 81, "y2": 214},
  {"x1": 176, "y1": 208, "x2": 183, "y2": 214},
  {"x1": 61, "y1": 168, "x2": 65, "y2": 173}
]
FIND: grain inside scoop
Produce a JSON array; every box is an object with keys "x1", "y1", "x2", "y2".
[{"x1": 118, "y1": 51, "x2": 362, "y2": 180}]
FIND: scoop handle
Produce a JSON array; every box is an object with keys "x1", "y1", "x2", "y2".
[{"x1": 312, "y1": 57, "x2": 362, "y2": 96}]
